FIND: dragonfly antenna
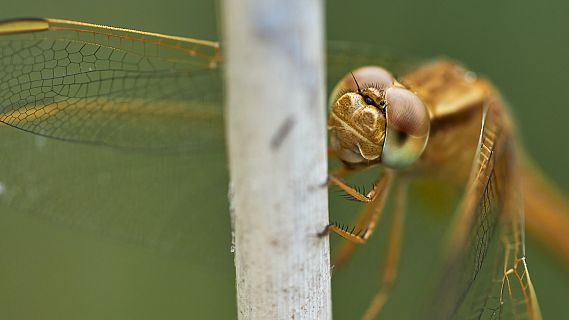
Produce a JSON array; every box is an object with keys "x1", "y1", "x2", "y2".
[{"x1": 351, "y1": 72, "x2": 362, "y2": 93}]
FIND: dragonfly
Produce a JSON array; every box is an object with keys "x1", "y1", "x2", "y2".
[{"x1": 0, "y1": 17, "x2": 564, "y2": 319}]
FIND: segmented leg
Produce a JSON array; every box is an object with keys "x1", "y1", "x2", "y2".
[
  {"x1": 328, "y1": 174, "x2": 375, "y2": 203},
  {"x1": 362, "y1": 183, "x2": 407, "y2": 320},
  {"x1": 322, "y1": 162, "x2": 388, "y2": 267},
  {"x1": 323, "y1": 169, "x2": 395, "y2": 247}
]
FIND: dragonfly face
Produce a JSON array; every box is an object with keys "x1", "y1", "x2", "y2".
[{"x1": 328, "y1": 66, "x2": 430, "y2": 168}]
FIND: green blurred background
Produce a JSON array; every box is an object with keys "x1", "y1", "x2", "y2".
[{"x1": 0, "y1": 0, "x2": 568, "y2": 319}]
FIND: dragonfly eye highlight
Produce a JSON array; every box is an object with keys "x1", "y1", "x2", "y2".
[{"x1": 381, "y1": 87, "x2": 430, "y2": 168}]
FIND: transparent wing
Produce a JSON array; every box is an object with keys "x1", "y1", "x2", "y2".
[
  {"x1": 0, "y1": 19, "x2": 426, "y2": 256},
  {"x1": 431, "y1": 102, "x2": 541, "y2": 319},
  {"x1": 0, "y1": 18, "x2": 224, "y2": 152},
  {"x1": 0, "y1": 18, "x2": 229, "y2": 262},
  {"x1": 0, "y1": 20, "x2": 418, "y2": 152}
]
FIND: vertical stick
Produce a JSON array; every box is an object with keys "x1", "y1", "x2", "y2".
[{"x1": 223, "y1": 0, "x2": 331, "y2": 319}]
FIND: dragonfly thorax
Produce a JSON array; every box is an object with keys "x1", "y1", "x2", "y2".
[{"x1": 328, "y1": 66, "x2": 430, "y2": 169}]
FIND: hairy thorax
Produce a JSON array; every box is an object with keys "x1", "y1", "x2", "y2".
[{"x1": 400, "y1": 60, "x2": 509, "y2": 185}]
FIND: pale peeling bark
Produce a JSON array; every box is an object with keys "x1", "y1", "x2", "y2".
[{"x1": 223, "y1": 0, "x2": 331, "y2": 319}]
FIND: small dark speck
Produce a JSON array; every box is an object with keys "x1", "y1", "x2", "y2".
[{"x1": 270, "y1": 116, "x2": 295, "y2": 150}]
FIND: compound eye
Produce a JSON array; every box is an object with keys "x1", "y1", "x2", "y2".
[
  {"x1": 352, "y1": 66, "x2": 395, "y2": 89},
  {"x1": 345, "y1": 66, "x2": 395, "y2": 92},
  {"x1": 381, "y1": 87, "x2": 430, "y2": 168}
]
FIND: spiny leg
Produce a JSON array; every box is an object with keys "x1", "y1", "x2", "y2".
[
  {"x1": 325, "y1": 164, "x2": 378, "y2": 267},
  {"x1": 328, "y1": 173, "x2": 374, "y2": 203},
  {"x1": 327, "y1": 162, "x2": 388, "y2": 204},
  {"x1": 362, "y1": 182, "x2": 407, "y2": 320},
  {"x1": 325, "y1": 170, "x2": 395, "y2": 267},
  {"x1": 327, "y1": 169, "x2": 394, "y2": 242}
]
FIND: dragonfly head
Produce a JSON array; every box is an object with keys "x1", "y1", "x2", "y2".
[{"x1": 328, "y1": 66, "x2": 430, "y2": 168}]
